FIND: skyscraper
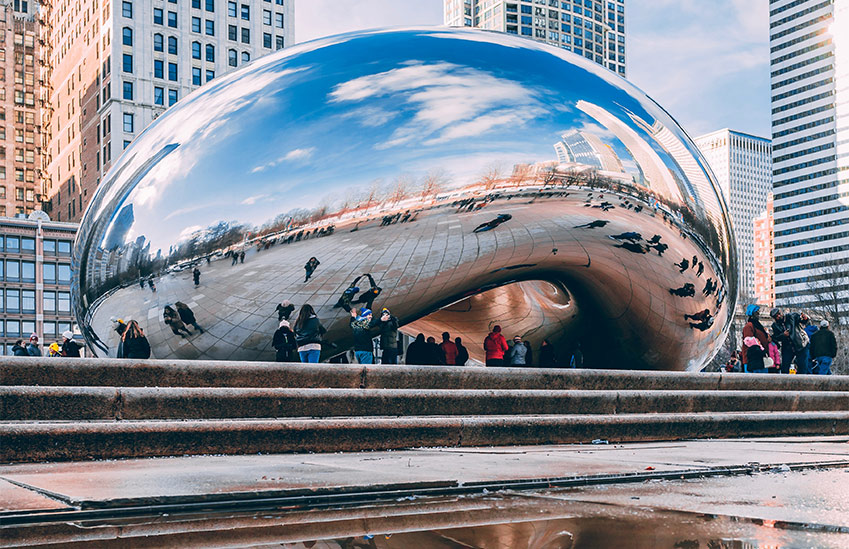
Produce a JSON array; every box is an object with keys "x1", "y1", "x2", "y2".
[
  {"x1": 769, "y1": 0, "x2": 848, "y2": 315},
  {"x1": 753, "y1": 194, "x2": 775, "y2": 308},
  {"x1": 41, "y1": 0, "x2": 294, "y2": 223},
  {"x1": 444, "y1": 0, "x2": 626, "y2": 76},
  {"x1": 0, "y1": 2, "x2": 46, "y2": 219},
  {"x1": 695, "y1": 129, "x2": 772, "y2": 301}
]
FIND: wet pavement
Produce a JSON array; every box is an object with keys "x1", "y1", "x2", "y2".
[{"x1": 2, "y1": 437, "x2": 848, "y2": 547}]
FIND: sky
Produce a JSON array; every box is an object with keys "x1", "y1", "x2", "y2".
[{"x1": 294, "y1": 0, "x2": 772, "y2": 140}]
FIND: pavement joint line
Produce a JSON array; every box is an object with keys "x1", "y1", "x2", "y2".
[{"x1": 2, "y1": 459, "x2": 847, "y2": 527}]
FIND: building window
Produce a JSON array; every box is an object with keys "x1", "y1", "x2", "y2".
[
  {"x1": 205, "y1": 0, "x2": 215, "y2": 11},
  {"x1": 123, "y1": 140, "x2": 131, "y2": 149},
  {"x1": 57, "y1": 240, "x2": 72, "y2": 255},
  {"x1": 192, "y1": 0, "x2": 200, "y2": 8},
  {"x1": 6, "y1": 289, "x2": 19, "y2": 312},
  {"x1": 228, "y1": 24, "x2": 237, "y2": 40},
  {"x1": 192, "y1": 66, "x2": 202, "y2": 85},
  {"x1": 58, "y1": 264, "x2": 72, "y2": 284},
  {"x1": 122, "y1": 0, "x2": 132, "y2": 18},
  {"x1": 42, "y1": 262, "x2": 55, "y2": 283},
  {"x1": 275, "y1": 36, "x2": 284, "y2": 49},
  {"x1": 43, "y1": 239, "x2": 55, "y2": 254},
  {"x1": 21, "y1": 237, "x2": 34, "y2": 252},
  {"x1": 122, "y1": 26, "x2": 133, "y2": 46},
  {"x1": 123, "y1": 81, "x2": 133, "y2": 100},
  {"x1": 191, "y1": 16, "x2": 201, "y2": 32},
  {"x1": 205, "y1": 19, "x2": 215, "y2": 35},
  {"x1": 122, "y1": 53, "x2": 133, "y2": 73},
  {"x1": 22, "y1": 289, "x2": 35, "y2": 312},
  {"x1": 241, "y1": 51, "x2": 250, "y2": 63},
  {"x1": 262, "y1": 9, "x2": 271, "y2": 25},
  {"x1": 191, "y1": 41, "x2": 201, "y2": 59},
  {"x1": 275, "y1": 12, "x2": 283, "y2": 27},
  {"x1": 153, "y1": 7, "x2": 163, "y2": 24},
  {"x1": 154, "y1": 86, "x2": 164, "y2": 105},
  {"x1": 123, "y1": 112, "x2": 134, "y2": 133},
  {"x1": 43, "y1": 290, "x2": 55, "y2": 312},
  {"x1": 154, "y1": 59, "x2": 164, "y2": 78},
  {"x1": 241, "y1": 27, "x2": 250, "y2": 44},
  {"x1": 167, "y1": 11, "x2": 178, "y2": 28},
  {"x1": 168, "y1": 62, "x2": 178, "y2": 81},
  {"x1": 21, "y1": 263, "x2": 34, "y2": 284},
  {"x1": 168, "y1": 89, "x2": 178, "y2": 106},
  {"x1": 168, "y1": 36, "x2": 178, "y2": 54},
  {"x1": 58, "y1": 291, "x2": 71, "y2": 313},
  {"x1": 240, "y1": 4, "x2": 250, "y2": 19},
  {"x1": 228, "y1": 48, "x2": 237, "y2": 66},
  {"x1": 227, "y1": 1, "x2": 236, "y2": 16},
  {"x1": 263, "y1": 32, "x2": 271, "y2": 48},
  {"x1": 154, "y1": 33, "x2": 164, "y2": 51},
  {"x1": 205, "y1": 43, "x2": 215, "y2": 62},
  {"x1": 206, "y1": 69, "x2": 215, "y2": 82}
]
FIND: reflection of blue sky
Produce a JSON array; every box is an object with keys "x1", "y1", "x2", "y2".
[{"x1": 93, "y1": 28, "x2": 721, "y2": 255}]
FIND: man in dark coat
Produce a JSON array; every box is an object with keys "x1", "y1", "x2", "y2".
[
  {"x1": 272, "y1": 320, "x2": 298, "y2": 362},
  {"x1": 810, "y1": 320, "x2": 837, "y2": 375},
  {"x1": 770, "y1": 308, "x2": 808, "y2": 374},
  {"x1": 376, "y1": 308, "x2": 400, "y2": 364}
]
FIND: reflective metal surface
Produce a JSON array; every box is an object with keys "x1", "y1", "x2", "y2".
[{"x1": 74, "y1": 28, "x2": 736, "y2": 370}]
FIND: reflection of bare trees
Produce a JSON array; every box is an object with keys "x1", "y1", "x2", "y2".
[
  {"x1": 802, "y1": 264, "x2": 849, "y2": 374},
  {"x1": 420, "y1": 169, "x2": 447, "y2": 200},
  {"x1": 479, "y1": 163, "x2": 502, "y2": 190}
]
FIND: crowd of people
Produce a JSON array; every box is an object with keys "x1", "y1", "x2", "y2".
[
  {"x1": 11, "y1": 332, "x2": 84, "y2": 358},
  {"x1": 724, "y1": 304, "x2": 838, "y2": 375}
]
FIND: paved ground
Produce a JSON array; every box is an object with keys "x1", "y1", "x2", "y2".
[{"x1": 2, "y1": 436, "x2": 846, "y2": 511}]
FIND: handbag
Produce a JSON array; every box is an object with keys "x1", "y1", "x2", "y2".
[{"x1": 763, "y1": 356, "x2": 774, "y2": 369}]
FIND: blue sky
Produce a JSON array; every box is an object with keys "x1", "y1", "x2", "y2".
[{"x1": 294, "y1": 0, "x2": 771, "y2": 140}]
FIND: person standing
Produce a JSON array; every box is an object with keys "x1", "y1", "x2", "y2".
[
  {"x1": 741, "y1": 305, "x2": 770, "y2": 372},
  {"x1": 454, "y1": 337, "x2": 469, "y2": 366},
  {"x1": 769, "y1": 308, "x2": 808, "y2": 374},
  {"x1": 810, "y1": 320, "x2": 837, "y2": 375},
  {"x1": 175, "y1": 302, "x2": 205, "y2": 334},
  {"x1": 192, "y1": 267, "x2": 201, "y2": 287},
  {"x1": 119, "y1": 321, "x2": 151, "y2": 359},
  {"x1": 349, "y1": 308, "x2": 375, "y2": 364},
  {"x1": 523, "y1": 340, "x2": 534, "y2": 366},
  {"x1": 276, "y1": 300, "x2": 295, "y2": 321},
  {"x1": 294, "y1": 304, "x2": 326, "y2": 363},
  {"x1": 61, "y1": 331, "x2": 83, "y2": 357},
  {"x1": 164, "y1": 305, "x2": 193, "y2": 338},
  {"x1": 376, "y1": 308, "x2": 400, "y2": 364},
  {"x1": 272, "y1": 320, "x2": 298, "y2": 362},
  {"x1": 425, "y1": 336, "x2": 444, "y2": 365},
  {"x1": 483, "y1": 325, "x2": 509, "y2": 366},
  {"x1": 405, "y1": 333, "x2": 429, "y2": 365},
  {"x1": 439, "y1": 332, "x2": 458, "y2": 365},
  {"x1": 12, "y1": 340, "x2": 28, "y2": 356},
  {"x1": 239, "y1": 251, "x2": 245, "y2": 264},
  {"x1": 506, "y1": 335, "x2": 527, "y2": 365},
  {"x1": 26, "y1": 334, "x2": 42, "y2": 356},
  {"x1": 304, "y1": 257, "x2": 320, "y2": 282},
  {"x1": 539, "y1": 339, "x2": 557, "y2": 367}
]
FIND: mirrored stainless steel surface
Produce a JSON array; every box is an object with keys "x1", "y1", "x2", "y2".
[{"x1": 73, "y1": 28, "x2": 736, "y2": 370}]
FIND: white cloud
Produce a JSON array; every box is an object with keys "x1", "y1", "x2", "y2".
[
  {"x1": 251, "y1": 147, "x2": 316, "y2": 173},
  {"x1": 241, "y1": 194, "x2": 269, "y2": 205},
  {"x1": 329, "y1": 62, "x2": 546, "y2": 148}
]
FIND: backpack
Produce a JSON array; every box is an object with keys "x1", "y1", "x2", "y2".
[{"x1": 798, "y1": 325, "x2": 809, "y2": 349}]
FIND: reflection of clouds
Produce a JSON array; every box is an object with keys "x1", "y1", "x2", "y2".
[
  {"x1": 241, "y1": 194, "x2": 269, "y2": 205},
  {"x1": 251, "y1": 147, "x2": 316, "y2": 173},
  {"x1": 178, "y1": 225, "x2": 204, "y2": 241},
  {"x1": 329, "y1": 62, "x2": 545, "y2": 148}
]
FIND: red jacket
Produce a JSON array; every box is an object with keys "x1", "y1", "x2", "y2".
[{"x1": 484, "y1": 331, "x2": 508, "y2": 360}]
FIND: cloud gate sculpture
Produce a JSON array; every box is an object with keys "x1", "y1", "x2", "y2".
[{"x1": 74, "y1": 28, "x2": 736, "y2": 370}]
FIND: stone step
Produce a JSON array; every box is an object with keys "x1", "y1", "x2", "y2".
[
  {"x1": 4, "y1": 412, "x2": 848, "y2": 462},
  {"x1": 4, "y1": 387, "x2": 849, "y2": 421},
  {"x1": 4, "y1": 358, "x2": 847, "y2": 392}
]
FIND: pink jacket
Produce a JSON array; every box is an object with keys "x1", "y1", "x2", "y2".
[{"x1": 768, "y1": 342, "x2": 781, "y2": 366}]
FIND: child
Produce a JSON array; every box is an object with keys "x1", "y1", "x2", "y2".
[{"x1": 742, "y1": 336, "x2": 766, "y2": 373}]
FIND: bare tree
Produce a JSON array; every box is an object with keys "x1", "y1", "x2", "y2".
[
  {"x1": 420, "y1": 169, "x2": 447, "y2": 200},
  {"x1": 479, "y1": 163, "x2": 502, "y2": 190},
  {"x1": 388, "y1": 175, "x2": 413, "y2": 205},
  {"x1": 803, "y1": 263, "x2": 849, "y2": 374}
]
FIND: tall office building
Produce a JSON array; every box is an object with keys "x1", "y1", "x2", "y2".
[
  {"x1": 444, "y1": 0, "x2": 626, "y2": 76},
  {"x1": 695, "y1": 129, "x2": 772, "y2": 301},
  {"x1": 769, "y1": 0, "x2": 848, "y2": 314},
  {"x1": 753, "y1": 194, "x2": 775, "y2": 307},
  {"x1": 41, "y1": 0, "x2": 294, "y2": 223},
  {"x1": 0, "y1": 2, "x2": 47, "y2": 219}
]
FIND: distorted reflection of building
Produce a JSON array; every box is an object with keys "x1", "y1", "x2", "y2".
[{"x1": 73, "y1": 29, "x2": 736, "y2": 371}]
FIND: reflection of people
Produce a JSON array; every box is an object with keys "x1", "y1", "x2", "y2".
[
  {"x1": 334, "y1": 276, "x2": 363, "y2": 312},
  {"x1": 164, "y1": 305, "x2": 192, "y2": 337},
  {"x1": 193, "y1": 267, "x2": 201, "y2": 287},
  {"x1": 614, "y1": 242, "x2": 646, "y2": 254},
  {"x1": 294, "y1": 304, "x2": 326, "y2": 363},
  {"x1": 276, "y1": 300, "x2": 295, "y2": 321},
  {"x1": 574, "y1": 220, "x2": 609, "y2": 229},
  {"x1": 674, "y1": 258, "x2": 689, "y2": 273},
  {"x1": 609, "y1": 232, "x2": 642, "y2": 242},
  {"x1": 120, "y1": 320, "x2": 151, "y2": 359},
  {"x1": 668, "y1": 283, "x2": 695, "y2": 297},
  {"x1": 239, "y1": 251, "x2": 245, "y2": 264},
  {"x1": 272, "y1": 320, "x2": 297, "y2": 362},
  {"x1": 147, "y1": 276, "x2": 156, "y2": 292},
  {"x1": 175, "y1": 302, "x2": 204, "y2": 334},
  {"x1": 473, "y1": 213, "x2": 512, "y2": 233},
  {"x1": 353, "y1": 274, "x2": 382, "y2": 310},
  {"x1": 304, "y1": 257, "x2": 320, "y2": 282}
]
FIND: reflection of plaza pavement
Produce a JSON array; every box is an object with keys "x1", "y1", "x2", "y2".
[{"x1": 91, "y1": 192, "x2": 725, "y2": 368}]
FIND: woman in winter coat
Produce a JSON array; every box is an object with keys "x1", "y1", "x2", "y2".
[
  {"x1": 163, "y1": 305, "x2": 192, "y2": 337},
  {"x1": 293, "y1": 304, "x2": 326, "y2": 362},
  {"x1": 741, "y1": 304, "x2": 770, "y2": 372},
  {"x1": 175, "y1": 302, "x2": 204, "y2": 333},
  {"x1": 120, "y1": 320, "x2": 151, "y2": 359},
  {"x1": 272, "y1": 320, "x2": 298, "y2": 362}
]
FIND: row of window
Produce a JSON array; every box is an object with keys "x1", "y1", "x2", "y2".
[
  {"x1": 0, "y1": 187, "x2": 36, "y2": 202},
  {"x1": 0, "y1": 320, "x2": 75, "y2": 341},
  {"x1": 0, "y1": 237, "x2": 72, "y2": 255},
  {"x1": 0, "y1": 289, "x2": 71, "y2": 313},
  {"x1": 122, "y1": 1, "x2": 286, "y2": 29},
  {"x1": 0, "y1": 261, "x2": 72, "y2": 284}
]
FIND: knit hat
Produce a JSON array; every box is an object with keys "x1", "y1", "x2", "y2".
[
  {"x1": 357, "y1": 308, "x2": 372, "y2": 319},
  {"x1": 820, "y1": 320, "x2": 829, "y2": 328},
  {"x1": 29, "y1": 333, "x2": 38, "y2": 342},
  {"x1": 62, "y1": 330, "x2": 74, "y2": 340},
  {"x1": 745, "y1": 304, "x2": 760, "y2": 317},
  {"x1": 769, "y1": 308, "x2": 781, "y2": 319},
  {"x1": 278, "y1": 320, "x2": 290, "y2": 329},
  {"x1": 743, "y1": 336, "x2": 763, "y2": 350}
]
